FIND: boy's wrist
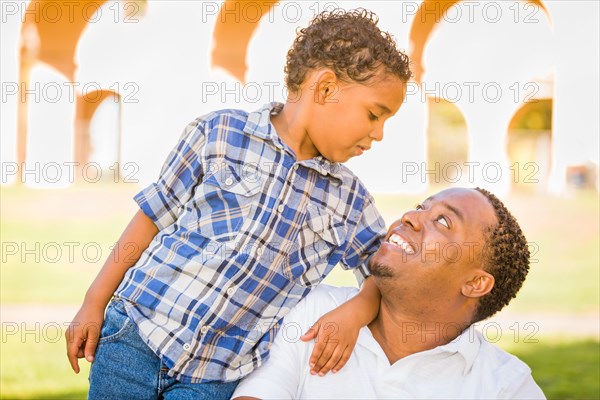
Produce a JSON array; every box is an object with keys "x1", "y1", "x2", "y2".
[
  {"x1": 349, "y1": 284, "x2": 381, "y2": 325},
  {"x1": 341, "y1": 296, "x2": 376, "y2": 326},
  {"x1": 82, "y1": 289, "x2": 111, "y2": 310}
]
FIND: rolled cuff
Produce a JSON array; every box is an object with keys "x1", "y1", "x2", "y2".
[{"x1": 134, "y1": 183, "x2": 177, "y2": 231}]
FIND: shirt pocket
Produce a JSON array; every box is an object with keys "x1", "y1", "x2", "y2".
[
  {"x1": 284, "y1": 205, "x2": 346, "y2": 287},
  {"x1": 190, "y1": 164, "x2": 262, "y2": 243}
]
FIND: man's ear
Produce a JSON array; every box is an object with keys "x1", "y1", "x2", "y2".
[
  {"x1": 461, "y1": 270, "x2": 494, "y2": 298},
  {"x1": 313, "y1": 69, "x2": 339, "y2": 104}
]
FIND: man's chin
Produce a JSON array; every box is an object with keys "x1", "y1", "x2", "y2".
[{"x1": 370, "y1": 261, "x2": 395, "y2": 278}]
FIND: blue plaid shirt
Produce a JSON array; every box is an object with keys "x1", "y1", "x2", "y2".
[{"x1": 115, "y1": 102, "x2": 386, "y2": 383}]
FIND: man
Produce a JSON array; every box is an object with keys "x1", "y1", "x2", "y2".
[{"x1": 233, "y1": 187, "x2": 545, "y2": 399}]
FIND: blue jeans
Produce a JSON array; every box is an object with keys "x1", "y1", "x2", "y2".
[{"x1": 88, "y1": 298, "x2": 238, "y2": 400}]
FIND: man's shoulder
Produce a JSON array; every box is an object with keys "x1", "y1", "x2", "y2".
[
  {"x1": 286, "y1": 285, "x2": 359, "y2": 323},
  {"x1": 478, "y1": 333, "x2": 531, "y2": 368},
  {"x1": 312, "y1": 284, "x2": 359, "y2": 306},
  {"x1": 303, "y1": 285, "x2": 358, "y2": 310},
  {"x1": 474, "y1": 334, "x2": 546, "y2": 397},
  {"x1": 471, "y1": 331, "x2": 534, "y2": 383}
]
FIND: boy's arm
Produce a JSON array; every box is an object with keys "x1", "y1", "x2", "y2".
[
  {"x1": 82, "y1": 209, "x2": 158, "y2": 309},
  {"x1": 341, "y1": 275, "x2": 380, "y2": 324},
  {"x1": 299, "y1": 277, "x2": 380, "y2": 376},
  {"x1": 65, "y1": 209, "x2": 158, "y2": 373},
  {"x1": 300, "y1": 194, "x2": 385, "y2": 376}
]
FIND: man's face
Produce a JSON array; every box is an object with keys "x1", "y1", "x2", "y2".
[
  {"x1": 305, "y1": 73, "x2": 406, "y2": 163},
  {"x1": 370, "y1": 188, "x2": 498, "y2": 312}
]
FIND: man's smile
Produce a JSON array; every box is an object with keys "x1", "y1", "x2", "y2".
[{"x1": 385, "y1": 232, "x2": 416, "y2": 254}]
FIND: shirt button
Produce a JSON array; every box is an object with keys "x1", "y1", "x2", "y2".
[
  {"x1": 183, "y1": 343, "x2": 191, "y2": 351},
  {"x1": 200, "y1": 326, "x2": 209, "y2": 334},
  {"x1": 278, "y1": 204, "x2": 285, "y2": 213},
  {"x1": 227, "y1": 287, "x2": 235, "y2": 296},
  {"x1": 225, "y1": 177, "x2": 234, "y2": 186}
]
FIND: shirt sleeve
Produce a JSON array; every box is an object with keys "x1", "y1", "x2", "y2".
[
  {"x1": 134, "y1": 118, "x2": 207, "y2": 231},
  {"x1": 232, "y1": 293, "x2": 314, "y2": 400},
  {"x1": 339, "y1": 194, "x2": 386, "y2": 286}
]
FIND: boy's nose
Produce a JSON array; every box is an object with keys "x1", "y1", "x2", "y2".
[{"x1": 369, "y1": 126, "x2": 384, "y2": 141}]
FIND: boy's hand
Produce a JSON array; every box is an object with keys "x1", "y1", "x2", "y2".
[
  {"x1": 65, "y1": 304, "x2": 105, "y2": 373},
  {"x1": 300, "y1": 306, "x2": 359, "y2": 376}
]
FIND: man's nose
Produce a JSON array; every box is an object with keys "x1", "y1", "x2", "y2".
[{"x1": 401, "y1": 210, "x2": 422, "y2": 231}]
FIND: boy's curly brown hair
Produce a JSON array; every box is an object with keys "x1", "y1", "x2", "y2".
[
  {"x1": 284, "y1": 8, "x2": 412, "y2": 93},
  {"x1": 473, "y1": 188, "x2": 531, "y2": 323}
]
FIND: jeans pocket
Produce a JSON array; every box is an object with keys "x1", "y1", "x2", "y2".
[{"x1": 98, "y1": 299, "x2": 132, "y2": 344}]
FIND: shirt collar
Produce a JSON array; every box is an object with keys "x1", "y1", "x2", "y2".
[
  {"x1": 298, "y1": 157, "x2": 343, "y2": 182},
  {"x1": 355, "y1": 324, "x2": 482, "y2": 375},
  {"x1": 330, "y1": 287, "x2": 481, "y2": 375},
  {"x1": 243, "y1": 102, "x2": 282, "y2": 142},
  {"x1": 243, "y1": 102, "x2": 344, "y2": 182}
]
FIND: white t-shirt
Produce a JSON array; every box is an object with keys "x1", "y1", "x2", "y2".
[{"x1": 233, "y1": 285, "x2": 545, "y2": 399}]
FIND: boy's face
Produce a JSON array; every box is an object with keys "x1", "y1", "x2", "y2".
[{"x1": 305, "y1": 72, "x2": 407, "y2": 163}]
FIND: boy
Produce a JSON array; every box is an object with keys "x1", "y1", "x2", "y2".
[{"x1": 66, "y1": 8, "x2": 412, "y2": 398}]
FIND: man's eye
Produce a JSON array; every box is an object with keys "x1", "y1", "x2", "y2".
[
  {"x1": 369, "y1": 112, "x2": 379, "y2": 121},
  {"x1": 436, "y1": 215, "x2": 449, "y2": 228}
]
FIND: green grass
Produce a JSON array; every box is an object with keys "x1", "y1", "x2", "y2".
[
  {"x1": 502, "y1": 337, "x2": 600, "y2": 400},
  {"x1": 1, "y1": 183, "x2": 138, "y2": 304},
  {"x1": 1, "y1": 217, "x2": 119, "y2": 304},
  {"x1": 1, "y1": 328, "x2": 90, "y2": 399},
  {"x1": 491, "y1": 190, "x2": 599, "y2": 314}
]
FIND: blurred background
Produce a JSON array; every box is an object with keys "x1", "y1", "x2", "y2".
[{"x1": 1, "y1": 0, "x2": 598, "y2": 398}]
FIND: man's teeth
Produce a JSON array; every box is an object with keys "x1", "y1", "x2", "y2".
[{"x1": 387, "y1": 233, "x2": 416, "y2": 254}]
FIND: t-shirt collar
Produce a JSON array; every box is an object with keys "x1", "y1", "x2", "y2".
[{"x1": 356, "y1": 324, "x2": 481, "y2": 375}]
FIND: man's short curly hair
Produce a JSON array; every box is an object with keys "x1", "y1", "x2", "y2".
[
  {"x1": 284, "y1": 8, "x2": 412, "y2": 93},
  {"x1": 473, "y1": 188, "x2": 531, "y2": 323}
]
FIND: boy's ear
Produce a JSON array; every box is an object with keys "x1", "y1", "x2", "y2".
[
  {"x1": 313, "y1": 70, "x2": 339, "y2": 104},
  {"x1": 461, "y1": 270, "x2": 494, "y2": 299}
]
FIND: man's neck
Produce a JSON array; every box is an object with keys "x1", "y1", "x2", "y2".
[{"x1": 368, "y1": 302, "x2": 471, "y2": 365}]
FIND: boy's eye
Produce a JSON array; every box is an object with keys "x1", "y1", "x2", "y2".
[
  {"x1": 369, "y1": 112, "x2": 379, "y2": 121},
  {"x1": 436, "y1": 215, "x2": 449, "y2": 228},
  {"x1": 415, "y1": 204, "x2": 423, "y2": 210}
]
